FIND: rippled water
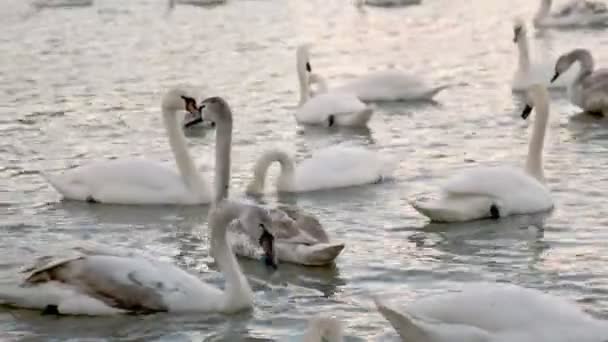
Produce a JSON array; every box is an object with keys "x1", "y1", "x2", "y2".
[{"x1": 1, "y1": 0, "x2": 608, "y2": 340}]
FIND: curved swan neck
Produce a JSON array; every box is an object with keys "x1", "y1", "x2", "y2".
[
  {"x1": 213, "y1": 111, "x2": 233, "y2": 203},
  {"x1": 248, "y1": 150, "x2": 296, "y2": 194},
  {"x1": 525, "y1": 100, "x2": 549, "y2": 182},
  {"x1": 209, "y1": 201, "x2": 253, "y2": 311},
  {"x1": 162, "y1": 108, "x2": 207, "y2": 194},
  {"x1": 571, "y1": 49, "x2": 595, "y2": 84},
  {"x1": 517, "y1": 29, "x2": 531, "y2": 72}
]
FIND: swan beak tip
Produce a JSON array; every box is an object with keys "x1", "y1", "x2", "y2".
[
  {"x1": 521, "y1": 105, "x2": 533, "y2": 119},
  {"x1": 550, "y1": 72, "x2": 559, "y2": 83}
]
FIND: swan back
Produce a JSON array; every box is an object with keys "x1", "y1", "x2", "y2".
[{"x1": 303, "y1": 316, "x2": 344, "y2": 342}]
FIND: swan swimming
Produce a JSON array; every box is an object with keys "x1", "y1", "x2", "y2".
[
  {"x1": 44, "y1": 87, "x2": 218, "y2": 205},
  {"x1": 534, "y1": 0, "x2": 608, "y2": 28},
  {"x1": 374, "y1": 282, "x2": 608, "y2": 342},
  {"x1": 511, "y1": 19, "x2": 578, "y2": 91},
  {"x1": 410, "y1": 84, "x2": 553, "y2": 222},
  {"x1": 295, "y1": 45, "x2": 373, "y2": 127},
  {"x1": 31, "y1": 0, "x2": 93, "y2": 8},
  {"x1": 168, "y1": 0, "x2": 225, "y2": 9},
  {"x1": 354, "y1": 0, "x2": 421, "y2": 7},
  {"x1": 0, "y1": 200, "x2": 276, "y2": 315},
  {"x1": 199, "y1": 97, "x2": 345, "y2": 266},
  {"x1": 306, "y1": 55, "x2": 447, "y2": 103},
  {"x1": 552, "y1": 48, "x2": 608, "y2": 116},
  {"x1": 245, "y1": 146, "x2": 395, "y2": 195}
]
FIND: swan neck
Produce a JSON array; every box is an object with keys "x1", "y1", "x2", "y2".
[
  {"x1": 214, "y1": 116, "x2": 232, "y2": 203},
  {"x1": 297, "y1": 58, "x2": 310, "y2": 106},
  {"x1": 535, "y1": 0, "x2": 551, "y2": 21},
  {"x1": 209, "y1": 202, "x2": 253, "y2": 311},
  {"x1": 250, "y1": 150, "x2": 296, "y2": 193},
  {"x1": 162, "y1": 109, "x2": 206, "y2": 193},
  {"x1": 525, "y1": 102, "x2": 549, "y2": 182},
  {"x1": 517, "y1": 32, "x2": 531, "y2": 71}
]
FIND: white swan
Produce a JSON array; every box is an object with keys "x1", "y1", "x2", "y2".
[
  {"x1": 168, "y1": 0, "x2": 225, "y2": 9},
  {"x1": 534, "y1": 0, "x2": 608, "y2": 28},
  {"x1": 44, "y1": 87, "x2": 217, "y2": 205},
  {"x1": 410, "y1": 84, "x2": 553, "y2": 222},
  {"x1": 354, "y1": 0, "x2": 421, "y2": 7},
  {"x1": 199, "y1": 97, "x2": 345, "y2": 266},
  {"x1": 303, "y1": 316, "x2": 344, "y2": 342},
  {"x1": 552, "y1": 48, "x2": 608, "y2": 115},
  {"x1": 511, "y1": 19, "x2": 578, "y2": 91},
  {"x1": 0, "y1": 200, "x2": 276, "y2": 315},
  {"x1": 295, "y1": 45, "x2": 373, "y2": 127},
  {"x1": 374, "y1": 282, "x2": 608, "y2": 342},
  {"x1": 245, "y1": 146, "x2": 394, "y2": 194},
  {"x1": 32, "y1": 0, "x2": 93, "y2": 8}
]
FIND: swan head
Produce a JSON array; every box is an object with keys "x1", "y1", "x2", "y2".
[
  {"x1": 238, "y1": 205, "x2": 278, "y2": 269},
  {"x1": 512, "y1": 18, "x2": 526, "y2": 43},
  {"x1": 552, "y1": 49, "x2": 590, "y2": 83},
  {"x1": 199, "y1": 96, "x2": 233, "y2": 126},
  {"x1": 521, "y1": 84, "x2": 549, "y2": 119},
  {"x1": 303, "y1": 315, "x2": 343, "y2": 342},
  {"x1": 297, "y1": 44, "x2": 313, "y2": 74},
  {"x1": 162, "y1": 87, "x2": 201, "y2": 117}
]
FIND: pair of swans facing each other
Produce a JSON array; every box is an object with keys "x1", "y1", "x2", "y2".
[
  {"x1": 410, "y1": 84, "x2": 553, "y2": 223},
  {"x1": 303, "y1": 283, "x2": 607, "y2": 342},
  {"x1": 534, "y1": 0, "x2": 608, "y2": 28},
  {"x1": 552, "y1": 48, "x2": 608, "y2": 116},
  {"x1": 0, "y1": 200, "x2": 274, "y2": 315},
  {"x1": 511, "y1": 19, "x2": 579, "y2": 92},
  {"x1": 294, "y1": 45, "x2": 448, "y2": 128}
]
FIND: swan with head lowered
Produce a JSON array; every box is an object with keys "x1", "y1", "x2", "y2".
[
  {"x1": 199, "y1": 97, "x2": 345, "y2": 266},
  {"x1": 295, "y1": 45, "x2": 373, "y2": 127},
  {"x1": 552, "y1": 48, "x2": 608, "y2": 116},
  {"x1": 0, "y1": 200, "x2": 276, "y2": 315},
  {"x1": 534, "y1": 0, "x2": 608, "y2": 28},
  {"x1": 44, "y1": 87, "x2": 218, "y2": 205},
  {"x1": 410, "y1": 84, "x2": 553, "y2": 222},
  {"x1": 374, "y1": 282, "x2": 608, "y2": 342},
  {"x1": 245, "y1": 146, "x2": 394, "y2": 195},
  {"x1": 511, "y1": 19, "x2": 578, "y2": 91}
]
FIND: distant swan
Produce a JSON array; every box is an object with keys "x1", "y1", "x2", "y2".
[
  {"x1": 200, "y1": 97, "x2": 345, "y2": 266},
  {"x1": 354, "y1": 0, "x2": 421, "y2": 7},
  {"x1": 32, "y1": 0, "x2": 93, "y2": 8},
  {"x1": 168, "y1": 0, "x2": 225, "y2": 9},
  {"x1": 0, "y1": 200, "x2": 275, "y2": 315},
  {"x1": 410, "y1": 84, "x2": 553, "y2": 222},
  {"x1": 303, "y1": 315, "x2": 344, "y2": 342},
  {"x1": 552, "y1": 48, "x2": 608, "y2": 115},
  {"x1": 43, "y1": 87, "x2": 216, "y2": 205},
  {"x1": 295, "y1": 45, "x2": 373, "y2": 127},
  {"x1": 374, "y1": 282, "x2": 608, "y2": 342},
  {"x1": 534, "y1": 0, "x2": 608, "y2": 28},
  {"x1": 511, "y1": 19, "x2": 578, "y2": 91},
  {"x1": 245, "y1": 146, "x2": 394, "y2": 194}
]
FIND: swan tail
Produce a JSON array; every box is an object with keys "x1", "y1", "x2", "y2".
[
  {"x1": 0, "y1": 284, "x2": 61, "y2": 311},
  {"x1": 373, "y1": 297, "x2": 434, "y2": 342},
  {"x1": 41, "y1": 172, "x2": 87, "y2": 201},
  {"x1": 409, "y1": 193, "x2": 496, "y2": 223},
  {"x1": 420, "y1": 84, "x2": 450, "y2": 100},
  {"x1": 278, "y1": 242, "x2": 345, "y2": 266}
]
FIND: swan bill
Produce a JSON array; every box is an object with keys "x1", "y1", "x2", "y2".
[
  {"x1": 521, "y1": 105, "x2": 533, "y2": 119},
  {"x1": 513, "y1": 26, "x2": 522, "y2": 43},
  {"x1": 490, "y1": 204, "x2": 500, "y2": 219},
  {"x1": 259, "y1": 228, "x2": 277, "y2": 269},
  {"x1": 306, "y1": 62, "x2": 312, "y2": 72},
  {"x1": 550, "y1": 72, "x2": 559, "y2": 83},
  {"x1": 183, "y1": 114, "x2": 203, "y2": 128}
]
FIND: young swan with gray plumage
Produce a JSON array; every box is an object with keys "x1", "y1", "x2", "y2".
[
  {"x1": 552, "y1": 48, "x2": 608, "y2": 116},
  {"x1": 0, "y1": 200, "x2": 275, "y2": 315},
  {"x1": 199, "y1": 97, "x2": 345, "y2": 266}
]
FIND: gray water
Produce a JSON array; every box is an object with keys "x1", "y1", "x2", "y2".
[{"x1": 1, "y1": 0, "x2": 608, "y2": 340}]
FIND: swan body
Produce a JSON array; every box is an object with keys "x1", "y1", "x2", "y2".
[
  {"x1": 511, "y1": 19, "x2": 578, "y2": 91},
  {"x1": 246, "y1": 146, "x2": 394, "y2": 194},
  {"x1": 199, "y1": 97, "x2": 345, "y2": 266},
  {"x1": 168, "y1": 0, "x2": 225, "y2": 8},
  {"x1": 552, "y1": 48, "x2": 608, "y2": 115},
  {"x1": 374, "y1": 282, "x2": 608, "y2": 342},
  {"x1": 534, "y1": 0, "x2": 608, "y2": 28},
  {"x1": 410, "y1": 85, "x2": 553, "y2": 222},
  {"x1": 32, "y1": 0, "x2": 93, "y2": 8},
  {"x1": 295, "y1": 45, "x2": 373, "y2": 127},
  {"x1": 303, "y1": 316, "x2": 344, "y2": 342},
  {"x1": 44, "y1": 87, "x2": 214, "y2": 205},
  {"x1": 0, "y1": 201, "x2": 275, "y2": 315},
  {"x1": 355, "y1": 0, "x2": 421, "y2": 7}
]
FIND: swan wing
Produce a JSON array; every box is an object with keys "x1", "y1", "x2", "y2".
[
  {"x1": 44, "y1": 159, "x2": 207, "y2": 204},
  {"x1": 337, "y1": 70, "x2": 445, "y2": 101},
  {"x1": 293, "y1": 145, "x2": 395, "y2": 192}
]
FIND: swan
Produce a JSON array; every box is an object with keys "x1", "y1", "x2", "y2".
[
  {"x1": 410, "y1": 84, "x2": 553, "y2": 222},
  {"x1": 199, "y1": 97, "x2": 345, "y2": 266},
  {"x1": 0, "y1": 200, "x2": 276, "y2": 315},
  {"x1": 245, "y1": 146, "x2": 395, "y2": 194},
  {"x1": 552, "y1": 48, "x2": 608, "y2": 116},
  {"x1": 32, "y1": 0, "x2": 93, "y2": 8},
  {"x1": 534, "y1": 0, "x2": 608, "y2": 28},
  {"x1": 168, "y1": 0, "x2": 225, "y2": 9},
  {"x1": 511, "y1": 19, "x2": 578, "y2": 91},
  {"x1": 303, "y1": 316, "x2": 344, "y2": 342},
  {"x1": 374, "y1": 282, "x2": 608, "y2": 342},
  {"x1": 295, "y1": 45, "x2": 373, "y2": 127},
  {"x1": 43, "y1": 87, "x2": 217, "y2": 205},
  {"x1": 354, "y1": 0, "x2": 421, "y2": 7}
]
